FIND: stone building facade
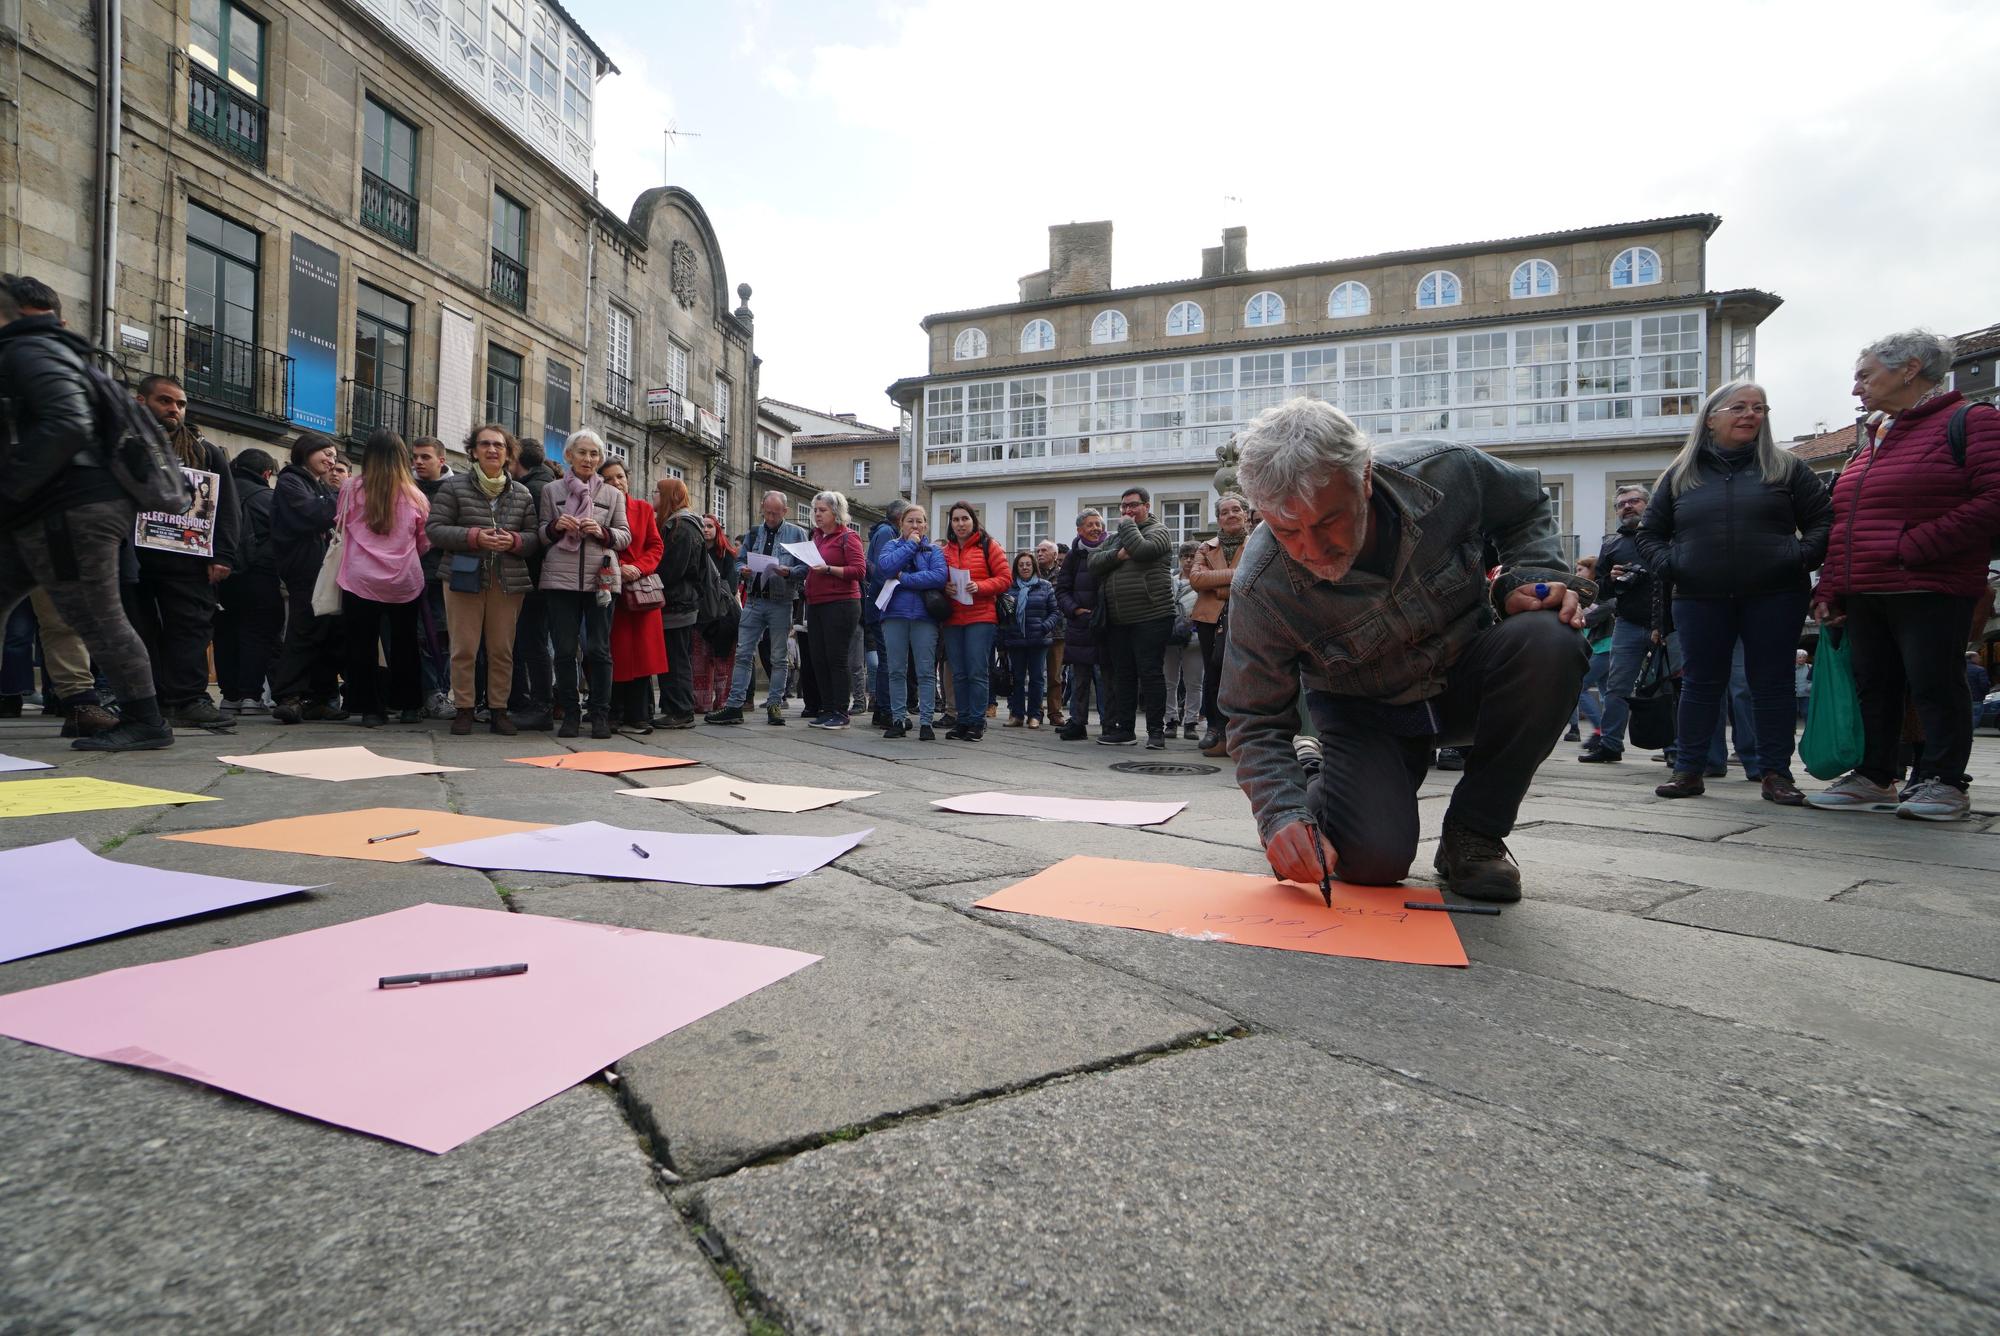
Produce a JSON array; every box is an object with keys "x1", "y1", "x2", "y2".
[
  {"x1": 2, "y1": 0, "x2": 759, "y2": 534},
  {"x1": 762, "y1": 397, "x2": 901, "y2": 528},
  {"x1": 888, "y1": 216, "x2": 1780, "y2": 560}
]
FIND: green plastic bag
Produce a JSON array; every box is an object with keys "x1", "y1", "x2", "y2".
[{"x1": 1799, "y1": 628, "x2": 1864, "y2": 780}]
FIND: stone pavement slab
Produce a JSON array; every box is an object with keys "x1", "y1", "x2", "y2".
[
  {"x1": 692, "y1": 1036, "x2": 1982, "y2": 1334},
  {"x1": 514, "y1": 868, "x2": 1229, "y2": 1178},
  {"x1": 1650, "y1": 887, "x2": 2000, "y2": 981},
  {"x1": 0, "y1": 1040, "x2": 738, "y2": 1334}
]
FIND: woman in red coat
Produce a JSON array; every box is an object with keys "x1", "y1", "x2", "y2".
[
  {"x1": 601, "y1": 459, "x2": 667, "y2": 733},
  {"x1": 1808, "y1": 329, "x2": 2000, "y2": 822}
]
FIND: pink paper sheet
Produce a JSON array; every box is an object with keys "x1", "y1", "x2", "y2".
[
  {"x1": 0, "y1": 838, "x2": 317, "y2": 963},
  {"x1": 931, "y1": 791, "x2": 1188, "y2": 827},
  {"x1": 0, "y1": 903, "x2": 819, "y2": 1152}
]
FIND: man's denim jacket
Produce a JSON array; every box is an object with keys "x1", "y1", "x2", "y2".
[{"x1": 1218, "y1": 441, "x2": 1592, "y2": 846}]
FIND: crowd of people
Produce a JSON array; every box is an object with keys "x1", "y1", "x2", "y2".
[{"x1": 1, "y1": 267, "x2": 1995, "y2": 894}]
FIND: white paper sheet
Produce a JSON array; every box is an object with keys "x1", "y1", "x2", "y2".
[
  {"x1": 422, "y1": 820, "x2": 872, "y2": 885},
  {"x1": 948, "y1": 567, "x2": 973, "y2": 604},
  {"x1": 744, "y1": 551, "x2": 780, "y2": 574},
  {"x1": 0, "y1": 754, "x2": 54, "y2": 774},
  {"x1": 618, "y1": 776, "x2": 877, "y2": 813},
  {"x1": 780, "y1": 540, "x2": 825, "y2": 568},
  {"x1": 874, "y1": 578, "x2": 900, "y2": 611},
  {"x1": 932, "y1": 791, "x2": 1189, "y2": 827}
]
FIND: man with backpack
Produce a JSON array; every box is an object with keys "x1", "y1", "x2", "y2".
[
  {"x1": 124, "y1": 373, "x2": 240, "y2": 729},
  {"x1": 0, "y1": 273, "x2": 173, "y2": 750}
]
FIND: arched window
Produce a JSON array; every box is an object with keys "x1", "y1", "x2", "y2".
[
  {"x1": 1327, "y1": 281, "x2": 1370, "y2": 317},
  {"x1": 1609, "y1": 247, "x2": 1660, "y2": 288},
  {"x1": 953, "y1": 328, "x2": 988, "y2": 360},
  {"x1": 1244, "y1": 291, "x2": 1286, "y2": 327},
  {"x1": 1090, "y1": 310, "x2": 1128, "y2": 344},
  {"x1": 1510, "y1": 259, "x2": 1558, "y2": 299},
  {"x1": 1416, "y1": 270, "x2": 1462, "y2": 309},
  {"x1": 1019, "y1": 319, "x2": 1054, "y2": 353},
  {"x1": 1165, "y1": 301, "x2": 1204, "y2": 336}
]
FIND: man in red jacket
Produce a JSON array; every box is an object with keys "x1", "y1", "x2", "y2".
[{"x1": 1808, "y1": 329, "x2": 2000, "y2": 822}]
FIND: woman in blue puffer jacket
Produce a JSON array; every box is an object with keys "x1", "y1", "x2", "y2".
[
  {"x1": 871, "y1": 506, "x2": 948, "y2": 739},
  {"x1": 999, "y1": 551, "x2": 1062, "y2": 728}
]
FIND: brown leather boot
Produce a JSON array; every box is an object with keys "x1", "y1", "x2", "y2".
[
  {"x1": 489, "y1": 710, "x2": 517, "y2": 736},
  {"x1": 450, "y1": 708, "x2": 475, "y2": 736},
  {"x1": 1655, "y1": 771, "x2": 1706, "y2": 799}
]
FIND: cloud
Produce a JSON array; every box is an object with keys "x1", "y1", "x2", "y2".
[{"x1": 590, "y1": 37, "x2": 677, "y2": 223}]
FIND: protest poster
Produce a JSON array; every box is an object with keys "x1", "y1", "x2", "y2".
[{"x1": 133, "y1": 465, "x2": 219, "y2": 557}]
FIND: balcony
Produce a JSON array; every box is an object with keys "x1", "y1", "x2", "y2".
[
  {"x1": 605, "y1": 369, "x2": 633, "y2": 416},
  {"x1": 490, "y1": 250, "x2": 527, "y2": 311},
  {"x1": 186, "y1": 61, "x2": 267, "y2": 168},
  {"x1": 360, "y1": 170, "x2": 418, "y2": 249},
  {"x1": 343, "y1": 378, "x2": 436, "y2": 444},
  {"x1": 163, "y1": 315, "x2": 292, "y2": 423}
]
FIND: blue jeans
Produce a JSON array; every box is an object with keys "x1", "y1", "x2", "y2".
[
  {"x1": 1575, "y1": 647, "x2": 1609, "y2": 732},
  {"x1": 1599, "y1": 618, "x2": 1681, "y2": 754},
  {"x1": 1, "y1": 599, "x2": 37, "y2": 696},
  {"x1": 1671, "y1": 592, "x2": 1808, "y2": 780},
  {"x1": 942, "y1": 621, "x2": 996, "y2": 725},
  {"x1": 1008, "y1": 644, "x2": 1047, "y2": 720},
  {"x1": 881, "y1": 616, "x2": 938, "y2": 725},
  {"x1": 726, "y1": 597, "x2": 791, "y2": 709}
]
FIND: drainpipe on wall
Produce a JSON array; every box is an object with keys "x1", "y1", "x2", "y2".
[
  {"x1": 579, "y1": 202, "x2": 594, "y2": 459},
  {"x1": 95, "y1": 0, "x2": 122, "y2": 351}
]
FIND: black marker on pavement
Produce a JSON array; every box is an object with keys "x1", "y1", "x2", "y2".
[
  {"x1": 630, "y1": 843, "x2": 650, "y2": 859},
  {"x1": 727, "y1": 791, "x2": 748, "y2": 801},
  {"x1": 368, "y1": 828, "x2": 421, "y2": 844},
  {"x1": 1405, "y1": 901, "x2": 1502, "y2": 916},
  {"x1": 379, "y1": 963, "x2": 528, "y2": 988},
  {"x1": 1310, "y1": 829, "x2": 1334, "y2": 910}
]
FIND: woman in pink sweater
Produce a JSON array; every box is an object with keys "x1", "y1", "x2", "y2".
[{"x1": 336, "y1": 430, "x2": 431, "y2": 727}]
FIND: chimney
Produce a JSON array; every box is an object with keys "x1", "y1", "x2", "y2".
[
  {"x1": 834, "y1": 412, "x2": 858, "y2": 424},
  {"x1": 1048, "y1": 221, "x2": 1114, "y2": 297},
  {"x1": 1201, "y1": 246, "x2": 1224, "y2": 279},
  {"x1": 1018, "y1": 270, "x2": 1051, "y2": 302},
  {"x1": 1222, "y1": 226, "x2": 1248, "y2": 275}
]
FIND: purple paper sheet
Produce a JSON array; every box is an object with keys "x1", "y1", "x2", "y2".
[{"x1": 0, "y1": 838, "x2": 317, "y2": 964}]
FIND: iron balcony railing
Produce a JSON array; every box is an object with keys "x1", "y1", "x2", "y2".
[
  {"x1": 164, "y1": 315, "x2": 292, "y2": 422},
  {"x1": 645, "y1": 387, "x2": 684, "y2": 426},
  {"x1": 360, "y1": 170, "x2": 418, "y2": 249},
  {"x1": 490, "y1": 250, "x2": 527, "y2": 311},
  {"x1": 344, "y1": 379, "x2": 436, "y2": 443},
  {"x1": 186, "y1": 61, "x2": 267, "y2": 168},
  {"x1": 606, "y1": 369, "x2": 633, "y2": 415}
]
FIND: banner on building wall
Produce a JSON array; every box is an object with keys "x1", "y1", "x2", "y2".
[
  {"x1": 544, "y1": 358, "x2": 572, "y2": 456},
  {"x1": 285, "y1": 236, "x2": 340, "y2": 432},
  {"x1": 436, "y1": 307, "x2": 475, "y2": 456}
]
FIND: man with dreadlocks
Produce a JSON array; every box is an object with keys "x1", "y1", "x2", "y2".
[{"x1": 124, "y1": 374, "x2": 241, "y2": 729}]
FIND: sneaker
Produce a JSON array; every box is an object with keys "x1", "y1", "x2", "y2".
[
  {"x1": 1704, "y1": 764, "x2": 1727, "y2": 779},
  {"x1": 1183, "y1": 723, "x2": 1199, "y2": 740},
  {"x1": 653, "y1": 715, "x2": 696, "y2": 730},
  {"x1": 399, "y1": 707, "x2": 425, "y2": 724},
  {"x1": 872, "y1": 710, "x2": 892, "y2": 728},
  {"x1": 1577, "y1": 748, "x2": 1622, "y2": 764},
  {"x1": 1655, "y1": 771, "x2": 1706, "y2": 799},
  {"x1": 621, "y1": 719, "x2": 656, "y2": 736},
  {"x1": 168, "y1": 698, "x2": 231, "y2": 729},
  {"x1": 1434, "y1": 747, "x2": 1466, "y2": 772},
  {"x1": 1096, "y1": 731, "x2": 1137, "y2": 746},
  {"x1": 361, "y1": 713, "x2": 389, "y2": 728},
  {"x1": 939, "y1": 713, "x2": 958, "y2": 730},
  {"x1": 426, "y1": 691, "x2": 456, "y2": 720},
  {"x1": 71, "y1": 720, "x2": 174, "y2": 752},
  {"x1": 918, "y1": 724, "x2": 936, "y2": 741},
  {"x1": 766, "y1": 706, "x2": 786, "y2": 727},
  {"x1": 1761, "y1": 773, "x2": 1805, "y2": 806},
  {"x1": 1057, "y1": 723, "x2": 1088, "y2": 741},
  {"x1": 1145, "y1": 732, "x2": 1167, "y2": 750},
  {"x1": 1805, "y1": 773, "x2": 1901, "y2": 813},
  {"x1": 1896, "y1": 779, "x2": 1971, "y2": 823},
  {"x1": 63, "y1": 702, "x2": 120, "y2": 738},
  {"x1": 589, "y1": 713, "x2": 612, "y2": 740},
  {"x1": 1027, "y1": 717, "x2": 1041, "y2": 730},
  {"x1": 1563, "y1": 724, "x2": 1581, "y2": 741},
  {"x1": 822, "y1": 713, "x2": 850, "y2": 731},
  {"x1": 883, "y1": 720, "x2": 908, "y2": 739},
  {"x1": 1005, "y1": 716, "x2": 1025, "y2": 728},
  {"x1": 489, "y1": 711, "x2": 518, "y2": 737},
  {"x1": 1433, "y1": 818, "x2": 1522, "y2": 903},
  {"x1": 705, "y1": 705, "x2": 745, "y2": 725}
]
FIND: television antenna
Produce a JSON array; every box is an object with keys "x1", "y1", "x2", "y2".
[{"x1": 664, "y1": 121, "x2": 704, "y2": 175}]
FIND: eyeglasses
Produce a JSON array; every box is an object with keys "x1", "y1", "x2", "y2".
[{"x1": 1119, "y1": 501, "x2": 1144, "y2": 510}]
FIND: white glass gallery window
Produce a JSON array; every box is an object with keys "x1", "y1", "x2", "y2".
[
  {"x1": 1020, "y1": 319, "x2": 1054, "y2": 353},
  {"x1": 1327, "y1": 282, "x2": 1370, "y2": 317},
  {"x1": 920, "y1": 309, "x2": 1709, "y2": 469}
]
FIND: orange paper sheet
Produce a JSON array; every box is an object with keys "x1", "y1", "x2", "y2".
[
  {"x1": 161, "y1": 807, "x2": 554, "y2": 863},
  {"x1": 507, "y1": 752, "x2": 698, "y2": 775},
  {"x1": 974, "y1": 856, "x2": 1469, "y2": 968}
]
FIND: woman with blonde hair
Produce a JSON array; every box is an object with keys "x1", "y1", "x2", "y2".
[
  {"x1": 336, "y1": 429, "x2": 431, "y2": 727},
  {"x1": 535, "y1": 429, "x2": 630, "y2": 738},
  {"x1": 801, "y1": 489, "x2": 865, "y2": 729}
]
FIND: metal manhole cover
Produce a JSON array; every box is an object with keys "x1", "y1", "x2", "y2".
[{"x1": 1108, "y1": 761, "x2": 1220, "y2": 777}]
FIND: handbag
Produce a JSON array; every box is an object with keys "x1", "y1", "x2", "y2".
[
  {"x1": 621, "y1": 572, "x2": 664, "y2": 611},
  {"x1": 922, "y1": 587, "x2": 953, "y2": 620},
  {"x1": 309, "y1": 512, "x2": 345, "y2": 617},
  {"x1": 1799, "y1": 627, "x2": 1864, "y2": 779},
  {"x1": 1622, "y1": 641, "x2": 1678, "y2": 751},
  {"x1": 448, "y1": 552, "x2": 485, "y2": 594}
]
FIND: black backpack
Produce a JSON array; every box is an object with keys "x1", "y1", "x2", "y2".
[
  {"x1": 688, "y1": 524, "x2": 740, "y2": 654},
  {"x1": 73, "y1": 340, "x2": 190, "y2": 515},
  {"x1": 1942, "y1": 402, "x2": 2000, "y2": 560}
]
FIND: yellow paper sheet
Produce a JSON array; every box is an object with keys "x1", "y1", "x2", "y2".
[
  {"x1": 617, "y1": 776, "x2": 877, "y2": 813},
  {"x1": 0, "y1": 777, "x2": 217, "y2": 819}
]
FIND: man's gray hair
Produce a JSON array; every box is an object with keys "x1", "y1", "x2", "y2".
[
  {"x1": 812, "y1": 489, "x2": 850, "y2": 527},
  {"x1": 1615, "y1": 483, "x2": 1650, "y2": 502},
  {"x1": 1075, "y1": 508, "x2": 1102, "y2": 529},
  {"x1": 1859, "y1": 329, "x2": 1954, "y2": 383},
  {"x1": 1235, "y1": 398, "x2": 1372, "y2": 516},
  {"x1": 761, "y1": 489, "x2": 788, "y2": 506},
  {"x1": 885, "y1": 497, "x2": 913, "y2": 523}
]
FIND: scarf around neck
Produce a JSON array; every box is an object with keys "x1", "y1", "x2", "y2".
[
  {"x1": 556, "y1": 474, "x2": 601, "y2": 552},
  {"x1": 1218, "y1": 529, "x2": 1246, "y2": 562},
  {"x1": 474, "y1": 466, "x2": 508, "y2": 498}
]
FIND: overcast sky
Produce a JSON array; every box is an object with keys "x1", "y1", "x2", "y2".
[{"x1": 565, "y1": 0, "x2": 2000, "y2": 440}]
